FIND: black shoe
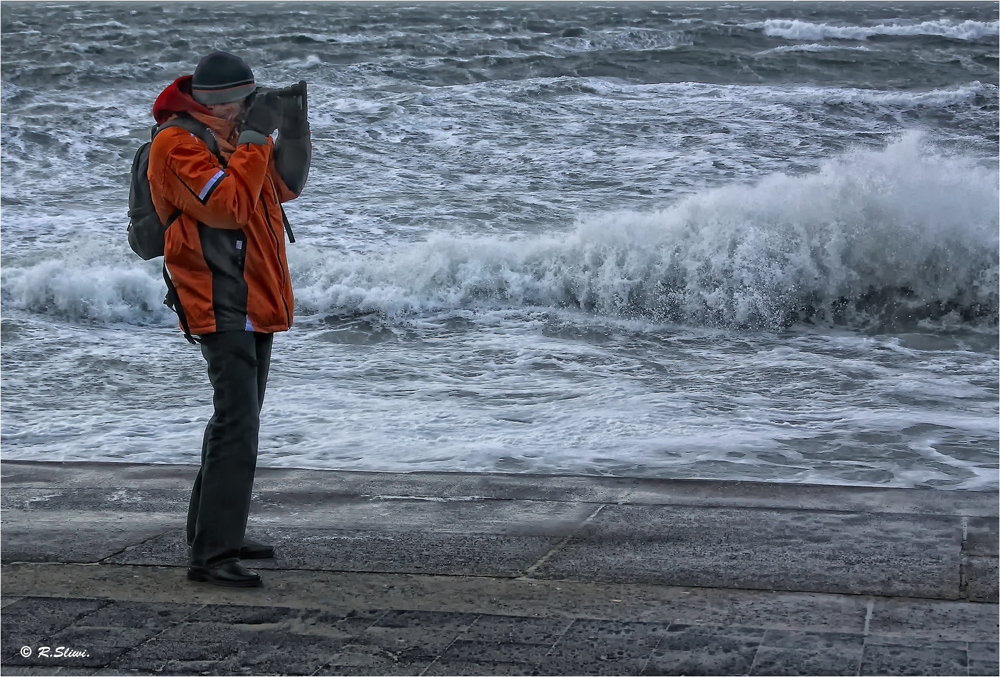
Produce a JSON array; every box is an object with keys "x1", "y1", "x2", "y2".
[
  {"x1": 240, "y1": 538, "x2": 275, "y2": 560},
  {"x1": 187, "y1": 560, "x2": 262, "y2": 588}
]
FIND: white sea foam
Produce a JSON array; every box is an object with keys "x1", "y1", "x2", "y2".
[
  {"x1": 1, "y1": 258, "x2": 172, "y2": 325},
  {"x1": 758, "y1": 18, "x2": 1000, "y2": 41},
  {"x1": 290, "y1": 132, "x2": 998, "y2": 329},
  {"x1": 3, "y1": 134, "x2": 996, "y2": 331},
  {"x1": 761, "y1": 43, "x2": 872, "y2": 54}
]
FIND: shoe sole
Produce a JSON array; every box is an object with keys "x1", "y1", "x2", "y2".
[{"x1": 187, "y1": 570, "x2": 263, "y2": 588}]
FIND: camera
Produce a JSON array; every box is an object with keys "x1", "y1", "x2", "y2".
[{"x1": 245, "y1": 80, "x2": 308, "y2": 125}]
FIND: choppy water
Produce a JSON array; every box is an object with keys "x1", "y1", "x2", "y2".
[{"x1": 2, "y1": 2, "x2": 998, "y2": 489}]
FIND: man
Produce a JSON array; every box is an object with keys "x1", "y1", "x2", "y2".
[{"x1": 147, "y1": 51, "x2": 310, "y2": 587}]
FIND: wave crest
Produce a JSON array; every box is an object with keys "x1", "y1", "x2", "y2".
[
  {"x1": 759, "y1": 18, "x2": 1000, "y2": 41},
  {"x1": 294, "y1": 133, "x2": 998, "y2": 330}
]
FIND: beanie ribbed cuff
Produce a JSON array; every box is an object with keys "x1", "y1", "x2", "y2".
[{"x1": 192, "y1": 83, "x2": 256, "y2": 106}]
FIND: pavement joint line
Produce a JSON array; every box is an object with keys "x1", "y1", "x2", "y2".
[
  {"x1": 6, "y1": 561, "x2": 996, "y2": 607},
  {"x1": 97, "y1": 528, "x2": 173, "y2": 565},
  {"x1": 109, "y1": 601, "x2": 209, "y2": 672},
  {"x1": 416, "y1": 612, "x2": 484, "y2": 676},
  {"x1": 639, "y1": 631, "x2": 667, "y2": 675},
  {"x1": 538, "y1": 614, "x2": 576, "y2": 665},
  {"x1": 519, "y1": 503, "x2": 607, "y2": 579}
]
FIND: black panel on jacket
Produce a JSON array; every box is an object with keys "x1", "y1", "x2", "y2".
[{"x1": 197, "y1": 222, "x2": 249, "y2": 331}]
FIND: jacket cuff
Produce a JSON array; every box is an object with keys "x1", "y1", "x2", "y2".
[{"x1": 237, "y1": 130, "x2": 270, "y2": 146}]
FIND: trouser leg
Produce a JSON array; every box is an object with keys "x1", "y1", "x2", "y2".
[
  {"x1": 187, "y1": 331, "x2": 273, "y2": 567},
  {"x1": 186, "y1": 332, "x2": 272, "y2": 546}
]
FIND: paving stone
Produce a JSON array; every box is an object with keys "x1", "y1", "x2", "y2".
[
  {"x1": 1, "y1": 668, "x2": 96, "y2": 675},
  {"x1": 353, "y1": 624, "x2": 465, "y2": 658},
  {"x1": 536, "y1": 505, "x2": 963, "y2": 599},
  {"x1": 750, "y1": 646, "x2": 862, "y2": 675},
  {"x1": 424, "y1": 658, "x2": 544, "y2": 675},
  {"x1": 1, "y1": 597, "x2": 110, "y2": 636},
  {"x1": 114, "y1": 624, "x2": 243, "y2": 667},
  {"x1": 227, "y1": 632, "x2": 358, "y2": 675},
  {"x1": 72, "y1": 600, "x2": 203, "y2": 630},
  {"x1": 859, "y1": 643, "x2": 967, "y2": 676},
  {"x1": 111, "y1": 527, "x2": 562, "y2": 578},
  {"x1": 966, "y1": 556, "x2": 999, "y2": 603},
  {"x1": 156, "y1": 659, "x2": 245, "y2": 675},
  {"x1": 645, "y1": 637, "x2": 759, "y2": 676},
  {"x1": 314, "y1": 642, "x2": 433, "y2": 675},
  {"x1": 868, "y1": 597, "x2": 1000, "y2": 642},
  {"x1": 462, "y1": 614, "x2": 573, "y2": 644},
  {"x1": 863, "y1": 636, "x2": 967, "y2": 651},
  {"x1": 0, "y1": 487, "x2": 189, "y2": 514},
  {"x1": 535, "y1": 619, "x2": 668, "y2": 676},
  {"x1": 350, "y1": 609, "x2": 479, "y2": 658},
  {"x1": 373, "y1": 610, "x2": 481, "y2": 631},
  {"x1": 657, "y1": 624, "x2": 765, "y2": 651},
  {"x1": 1, "y1": 519, "x2": 175, "y2": 564},
  {"x1": 760, "y1": 629, "x2": 865, "y2": 651},
  {"x1": 439, "y1": 640, "x2": 553, "y2": 664},
  {"x1": 534, "y1": 654, "x2": 648, "y2": 676},
  {"x1": 188, "y1": 604, "x2": 380, "y2": 639},
  {"x1": 968, "y1": 641, "x2": 1000, "y2": 660},
  {"x1": 965, "y1": 517, "x2": 999, "y2": 557},
  {"x1": 969, "y1": 658, "x2": 1000, "y2": 676}
]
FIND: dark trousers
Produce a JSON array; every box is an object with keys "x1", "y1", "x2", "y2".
[{"x1": 187, "y1": 331, "x2": 273, "y2": 567}]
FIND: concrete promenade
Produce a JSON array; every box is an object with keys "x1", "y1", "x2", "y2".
[{"x1": 1, "y1": 460, "x2": 997, "y2": 676}]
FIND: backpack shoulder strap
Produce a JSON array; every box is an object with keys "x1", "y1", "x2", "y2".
[{"x1": 156, "y1": 114, "x2": 225, "y2": 165}]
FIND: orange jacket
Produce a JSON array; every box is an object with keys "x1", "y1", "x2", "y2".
[{"x1": 147, "y1": 75, "x2": 306, "y2": 335}]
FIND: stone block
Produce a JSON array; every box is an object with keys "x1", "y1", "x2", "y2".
[
  {"x1": 536, "y1": 505, "x2": 963, "y2": 599},
  {"x1": 965, "y1": 556, "x2": 999, "y2": 603},
  {"x1": 750, "y1": 646, "x2": 862, "y2": 675},
  {"x1": 462, "y1": 614, "x2": 573, "y2": 645},
  {"x1": 868, "y1": 598, "x2": 1000, "y2": 642},
  {"x1": 1, "y1": 519, "x2": 174, "y2": 564},
  {"x1": 1, "y1": 598, "x2": 109, "y2": 636},
  {"x1": 964, "y1": 517, "x2": 999, "y2": 557},
  {"x1": 859, "y1": 642, "x2": 967, "y2": 676}
]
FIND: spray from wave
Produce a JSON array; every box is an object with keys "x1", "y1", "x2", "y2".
[
  {"x1": 293, "y1": 132, "x2": 998, "y2": 330},
  {"x1": 3, "y1": 133, "x2": 997, "y2": 332}
]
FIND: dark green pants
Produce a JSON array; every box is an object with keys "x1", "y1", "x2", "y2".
[{"x1": 187, "y1": 331, "x2": 273, "y2": 567}]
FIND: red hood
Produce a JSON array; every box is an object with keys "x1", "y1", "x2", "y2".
[{"x1": 152, "y1": 75, "x2": 213, "y2": 124}]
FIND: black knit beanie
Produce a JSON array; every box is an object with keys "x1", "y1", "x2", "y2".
[{"x1": 191, "y1": 51, "x2": 255, "y2": 105}]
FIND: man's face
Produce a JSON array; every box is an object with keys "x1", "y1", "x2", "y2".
[{"x1": 206, "y1": 98, "x2": 246, "y2": 122}]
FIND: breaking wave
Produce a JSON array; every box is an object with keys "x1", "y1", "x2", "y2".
[
  {"x1": 294, "y1": 133, "x2": 998, "y2": 331},
  {"x1": 757, "y1": 19, "x2": 1000, "y2": 42},
  {"x1": 3, "y1": 134, "x2": 997, "y2": 332}
]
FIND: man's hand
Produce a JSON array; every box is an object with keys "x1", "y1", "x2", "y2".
[
  {"x1": 243, "y1": 92, "x2": 280, "y2": 137},
  {"x1": 278, "y1": 96, "x2": 309, "y2": 139}
]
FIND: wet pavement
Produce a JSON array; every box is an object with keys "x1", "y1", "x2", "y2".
[{"x1": 2, "y1": 461, "x2": 997, "y2": 676}]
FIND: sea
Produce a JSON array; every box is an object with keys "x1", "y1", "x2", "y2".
[{"x1": 1, "y1": 1, "x2": 998, "y2": 490}]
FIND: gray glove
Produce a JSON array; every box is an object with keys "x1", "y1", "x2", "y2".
[{"x1": 243, "y1": 92, "x2": 280, "y2": 137}]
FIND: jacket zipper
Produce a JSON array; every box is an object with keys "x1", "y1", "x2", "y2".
[{"x1": 262, "y1": 177, "x2": 292, "y2": 326}]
